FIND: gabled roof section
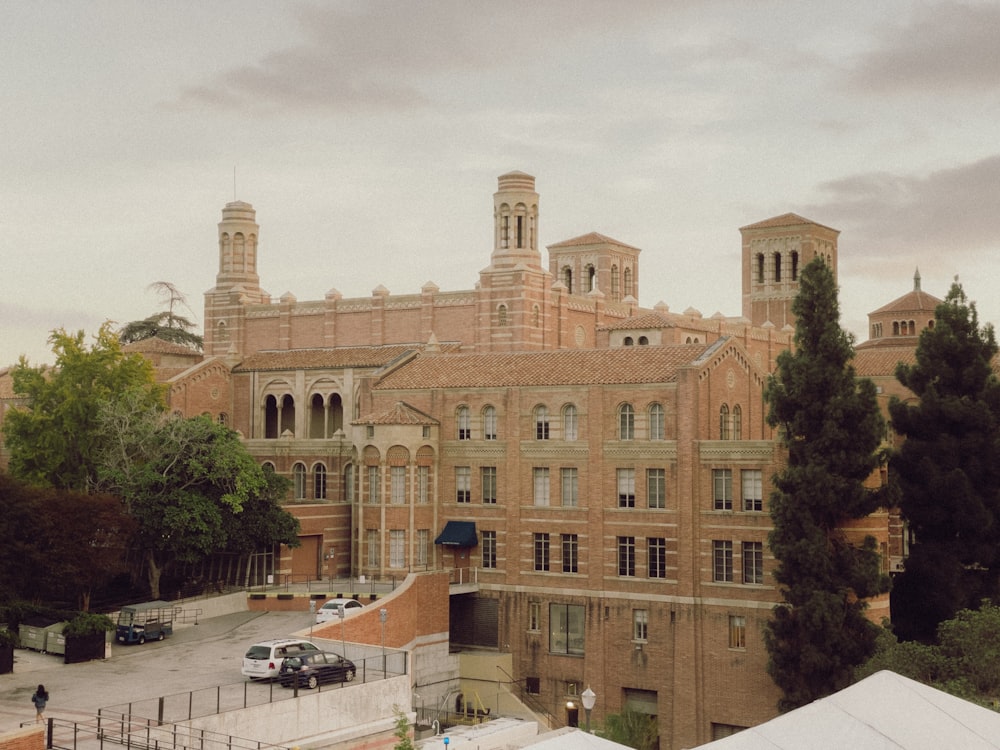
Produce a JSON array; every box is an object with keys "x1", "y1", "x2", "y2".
[
  {"x1": 547, "y1": 232, "x2": 642, "y2": 252},
  {"x1": 372, "y1": 345, "x2": 709, "y2": 390},
  {"x1": 598, "y1": 312, "x2": 676, "y2": 332},
  {"x1": 353, "y1": 401, "x2": 438, "y2": 426},
  {"x1": 740, "y1": 213, "x2": 839, "y2": 234},
  {"x1": 233, "y1": 344, "x2": 460, "y2": 373}
]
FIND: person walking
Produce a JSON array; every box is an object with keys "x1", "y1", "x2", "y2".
[{"x1": 31, "y1": 684, "x2": 48, "y2": 724}]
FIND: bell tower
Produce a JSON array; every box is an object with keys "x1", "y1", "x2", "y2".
[
  {"x1": 203, "y1": 200, "x2": 270, "y2": 357},
  {"x1": 477, "y1": 171, "x2": 551, "y2": 351},
  {"x1": 740, "y1": 213, "x2": 839, "y2": 329}
]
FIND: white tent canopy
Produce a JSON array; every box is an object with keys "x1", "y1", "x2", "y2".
[{"x1": 693, "y1": 670, "x2": 1000, "y2": 750}]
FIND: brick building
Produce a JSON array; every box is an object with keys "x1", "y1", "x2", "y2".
[{"x1": 0, "y1": 171, "x2": 906, "y2": 748}]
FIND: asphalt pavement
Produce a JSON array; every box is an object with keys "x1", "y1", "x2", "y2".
[{"x1": 0, "y1": 609, "x2": 319, "y2": 735}]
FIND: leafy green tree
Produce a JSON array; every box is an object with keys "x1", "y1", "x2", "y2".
[
  {"x1": 3, "y1": 323, "x2": 165, "y2": 490},
  {"x1": 889, "y1": 281, "x2": 1000, "y2": 642},
  {"x1": 119, "y1": 281, "x2": 203, "y2": 350},
  {"x1": 859, "y1": 604, "x2": 1000, "y2": 706},
  {"x1": 391, "y1": 705, "x2": 415, "y2": 750},
  {"x1": 598, "y1": 709, "x2": 659, "y2": 750},
  {"x1": 95, "y1": 401, "x2": 299, "y2": 598},
  {"x1": 763, "y1": 257, "x2": 889, "y2": 711}
]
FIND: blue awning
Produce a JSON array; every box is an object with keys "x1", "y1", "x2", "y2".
[{"x1": 434, "y1": 521, "x2": 478, "y2": 547}]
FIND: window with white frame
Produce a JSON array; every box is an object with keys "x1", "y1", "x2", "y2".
[
  {"x1": 483, "y1": 406, "x2": 497, "y2": 440},
  {"x1": 535, "y1": 405, "x2": 550, "y2": 440},
  {"x1": 482, "y1": 530, "x2": 497, "y2": 569},
  {"x1": 390, "y1": 466, "x2": 406, "y2": 504},
  {"x1": 618, "y1": 468, "x2": 636, "y2": 508},
  {"x1": 742, "y1": 469, "x2": 763, "y2": 511},
  {"x1": 713, "y1": 468, "x2": 733, "y2": 510},
  {"x1": 534, "y1": 533, "x2": 550, "y2": 571},
  {"x1": 562, "y1": 534, "x2": 578, "y2": 573},
  {"x1": 729, "y1": 615, "x2": 746, "y2": 649},
  {"x1": 648, "y1": 537, "x2": 667, "y2": 578},
  {"x1": 529, "y1": 601, "x2": 542, "y2": 631},
  {"x1": 618, "y1": 536, "x2": 636, "y2": 576},
  {"x1": 743, "y1": 541, "x2": 763, "y2": 584},
  {"x1": 563, "y1": 404, "x2": 578, "y2": 441},
  {"x1": 649, "y1": 403, "x2": 665, "y2": 440},
  {"x1": 533, "y1": 467, "x2": 550, "y2": 506},
  {"x1": 713, "y1": 540, "x2": 733, "y2": 582},
  {"x1": 647, "y1": 468, "x2": 665, "y2": 509},
  {"x1": 561, "y1": 467, "x2": 578, "y2": 507},
  {"x1": 481, "y1": 466, "x2": 497, "y2": 504},
  {"x1": 389, "y1": 530, "x2": 405, "y2": 568},
  {"x1": 313, "y1": 463, "x2": 327, "y2": 500},
  {"x1": 416, "y1": 529, "x2": 429, "y2": 566},
  {"x1": 633, "y1": 609, "x2": 648, "y2": 641},
  {"x1": 457, "y1": 406, "x2": 471, "y2": 440},
  {"x1": 456, "y1": 466, "x2": 471, "y2": 503},
  {"x1": 418, "y1": 466, "x2": 429, "y2": 504},
  {"x1": 367, "y1": 465, "x2": 380, "y2": 504},
  {"x1": 619, "y1": 403, "x2": 635, "y2": 440}
]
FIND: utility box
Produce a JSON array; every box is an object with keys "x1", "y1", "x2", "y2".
[
  {"x1": 44, "y1": 622, "x2": 67, "y2": 656},
  {"x1": 18, "y1": 618, "x2": 58, "y2": 652}
]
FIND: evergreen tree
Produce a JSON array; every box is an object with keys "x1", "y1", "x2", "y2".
[
  {"x1": 763, "y1": 257, "x2": 889, "y2": 711},
  {"x1": 889, "y1": 281, "x2": 1000, "y2": 642},
  {"x1": 119, "y1": 281, "x2": 203, "y2": 350}
]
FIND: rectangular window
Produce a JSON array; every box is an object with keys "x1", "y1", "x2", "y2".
[
  {"x1": 562, "y1": 534, "x2": 578, "y2": 573},
  {"x1": 417, "y1": 466, "x2": 429, "y2": 504},
  {"x1": 618, "y1": 536, "x2": 636, "y2": 577},
  {"x1": 729, "y1": 615, "x2": 746, "y2": 649},
  {"x1": 533, "y1": 467, "x2": 550, "y2": 506},
  {"x1": 481, "y1": 466, "x2": 497, "y2": 504},
  {"x1": 389, "y1": 529, "x2": 405, "y2": 568},
  {"x1": 528, "y1": 601, "x2": 542, "y2": 632},
  {"x1": 534, "y1": 533, "x2": 550, "y2": 572},
  {"x1": 713, "y1": 540, "x2": 733, "y2": 582},
  {"x1": 742, "y1": 469, "x2": 763, "y2": 512},
  {"x1": 390, "y1": 466, "x2": 406, "y2": 505},
  {"x1": 550, "y1": 603, "x2": 585, "y2": 655},
  {"x1": 633, "y1": 609, "x2": 648, "y2": 641},
  {"x1": 561, "y1": 467, "x2": 578, "y2": 507},
  {"x1": 618, "y1": 468, "x2": 636, "y2": 508},
  {"x1": 647, "y1": 468, "x2": 666, "y2": 509},
  {"x1": 649, "y1": 404, "x2": 665, "y2": 440},
  {"x1": 367, "y1": 466, "x2": 380, "y2": 504},
  {"x1": 366, "y1": 528, "x2": 379, "y2": 567},
  {"x1": 416, "y1": 529, "x2": 429, "y2": 566},
  {"x1": 648, "y1": 537, "x2": 667, "y2": 579},
  {"x1": 743, "y1": 541, "x2": 764, "y2": 584},
  {"x1": 713, "y1": 469, "x2": 733, "y2": 510},
  {"x1": 456, "y1": 466, "x2": 471, "y2": 503},
  {"x1": 482, "y1": 530, "x2": 497, "y2": 569}
]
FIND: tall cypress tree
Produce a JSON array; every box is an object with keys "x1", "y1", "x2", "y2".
[
  {"x1": 763, "y1": 257, "x2": 889, "y2": 711},
  {"x1": 889, "y1": 281, "x2": 1000, "y2": 642}
]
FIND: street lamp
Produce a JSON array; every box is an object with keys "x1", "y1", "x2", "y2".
[
  {"x1": 581, "y1": 687, "x2": 597, "y2": 734},
  {"x1": 379, "y1": 608, "x2": 388, "y2": 674}
]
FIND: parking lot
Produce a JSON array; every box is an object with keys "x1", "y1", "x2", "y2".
[{"x1": 0, "y1": 609, "x2": 328, "y2": 734}]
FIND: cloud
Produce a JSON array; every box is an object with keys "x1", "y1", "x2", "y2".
[
  {"x1": 847, "y1": 2, "x2": 1000, "y2": 93},
  {"x1": 806, "y1": 154, "x2": 1000, "y2": 265}
]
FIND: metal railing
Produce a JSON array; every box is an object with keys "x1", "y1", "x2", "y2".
[{"x1": 42, "y1": 715, "x2": 292, "y2": 750}]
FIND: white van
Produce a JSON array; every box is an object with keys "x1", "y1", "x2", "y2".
[{"x1": 241, "y1": 638, "x2": 320, "y2": 680}]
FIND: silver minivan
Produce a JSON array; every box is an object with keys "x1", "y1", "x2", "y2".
[{"x1": 241, "y1": 638, "x2": 320, "y2": 680}]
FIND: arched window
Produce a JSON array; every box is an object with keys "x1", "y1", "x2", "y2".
[
  {"x1": 773, "y1": 253, "x2": 782, "y2": 283},
  {"x1": 649, "y1": 403, "x2": 664, "y2": 440},
  {"x1": 624, "y1": 336, "x2": 634, "y2": 346},
  {"x1": 619, "y1": 404, "x2": 635, "y2": 440},
  {"x1": 217, "y1": 413, "x2": 228, "y2": 426},
  {"x1": 533, "y1": 305, "x2": 540, "y2": 327},
  {"x1": 535, "y1": 405, "x2": 550, "y2": 440},
  {"x1": 343, "y1": 463, "x2": 354, "y2": 504},
  {"x1": 293, "y1": 463, "x2": 307, "y2": 499},
  {"x1": 732, "y1": 405, "x2": 742, "y2": 440},
  {"x1": 563, "y1": 404, "x2": 578, "y2": 441},
  {"x1": 638, "y1": 336, "x2": 648, "y2": 345},
  {"x1": 756, "y1": 253, "x2": 765, "y2": 284},
  {"x1": 586, "y1": 265, "x2": 596, "y2": 292},
  {"x1": 498, "y1": 304, "x2": 508, "y2": 327},
  {"x1": 893, "y1": 321, "x2": 901, "y2": 336},
  {"x1": 611, "y1": 265, "x2": 620, "y2": 301},
  {"x1": 624, "y1": 267, "x2": 633, "y2": 298},
  {"x1": 313, "y1": 463, "x2": 327, "y2": 500},
  {"x1": 563, "y1": 266, "x2": 573, "y2": 293},
  {"x1": 457, "y1": 406, "x2": 471, "y2": 440},
  {"x1": 483, "y1": 405, "x2": 497, "y2": 440},
  {"x1": 720, "y1": 404, "x2": 730, "y2": 440},
  {"x1": 791, "y1": 251, "x2": 799, "y2": 281}
]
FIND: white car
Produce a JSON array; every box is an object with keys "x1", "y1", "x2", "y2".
[
  {"x1": 315, "y1": 598, "x2": 364, "y2": 624},
  {"x1": 241, "y1": 638, "x2": 320, "y2": 680}
]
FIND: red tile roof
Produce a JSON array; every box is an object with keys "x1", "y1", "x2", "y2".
[
  {"x1": 373, "y1": 345, "x2": 708, "y2": 390},
  {"x1": 234, "y1": 345, "x2": 458, "y2": 372},
  {"x1": 355, "y1": 401, "x2": 438, "y2": 426},
  {"x1": 740, "y1": 213, "x2": 838, "y2": 233},
  {"x1": 598, "y1": 312, "x2": 676, "y2": 331},
  {"x1": 869, "y1": 289, "x2": 943, "y2": 316},
  {"x1": 853, "y1": 347, "x2": 917, "y2": 378},
  {"x1": 547, "y1": 232, "x2": 642, "y2": 251}
]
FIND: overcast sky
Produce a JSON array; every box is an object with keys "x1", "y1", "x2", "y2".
[{"x1": 3, "y1": 0, "x2": 1000, "y2": 366}]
